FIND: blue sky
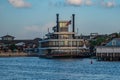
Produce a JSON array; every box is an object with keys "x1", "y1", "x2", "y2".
[{"x1": 0, "y1": 0, "x2": 120, "y2": 39}]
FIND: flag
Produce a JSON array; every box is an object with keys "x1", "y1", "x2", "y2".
[{"x1": 66, "y1": 20, "x2": 71, "y2": 26}]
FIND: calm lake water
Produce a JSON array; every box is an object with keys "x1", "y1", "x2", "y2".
[{"x1": 0, "y1": 57, "x2": 120, "y2": 80}]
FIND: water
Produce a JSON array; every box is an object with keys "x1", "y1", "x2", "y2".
[{"x1": 0, "y1": 57, "x2": 120, "y2": 80}]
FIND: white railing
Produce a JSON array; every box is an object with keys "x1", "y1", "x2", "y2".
[{"x1": 96, "y1": 47, "x2": 120, "y2": 53}]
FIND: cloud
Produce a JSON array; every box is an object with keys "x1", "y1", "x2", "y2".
[
  {"x1": 66, "y1": 0, "x2": 83, "y2": 6},
  {"x1": 48, "y1": 0, "x2": 119, "y2": 8},
  {"x1": 8, "y1": 0, "x2": 31, "y2": 8},
  {"x1": 24, "y1": 26, "x2": 41, "y2": 32},
  {"x1": 66, "y1": 0, "x2": 94, "y2": 6},
  {"x1": 65, "y1": 0, "x2": 118, "y2": 8},
  {"x1": 85, "y1": 0, "x2": 93, "y2": 6},
  {"x1": 22, "y1": 22, "x2": 55, "y2": 38},
  {"x1": 101, "y1": 0, "x2": 115, "y2": 8},
  {"x1": 24, "y1": 23, "x2": 55, "y2": 33}
]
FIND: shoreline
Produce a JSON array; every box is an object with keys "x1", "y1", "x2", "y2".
[{"x1": 0, "y1": 52, "x2": 39, "y2": 57}]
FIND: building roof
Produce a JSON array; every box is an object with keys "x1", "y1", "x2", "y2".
[
  {"x1": 15, "y1": 42, "x2": 25, "y2": 46},
  {"x1": 1, "y1": 35, "x2": 15, "y2": 38},
  {"x1": 105, "y1": 38, "x2": 120, "y2": 47}
]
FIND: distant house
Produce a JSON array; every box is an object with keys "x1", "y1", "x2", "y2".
[
  {"x1": 109, "y1": 33, "x2": 119, "y2": 39},
  {"x1": 96, "y1": 38, "x2": 120, "y2": 61},
  {"x1": 0, "y1": 35, "x2": 42, "y2": 52},
  {"x1": 1, "y1": 35, "x2": 15, "y2": 40},
  {"x1": 105, "y1": 38, "x2": 120, "y2": 47}
]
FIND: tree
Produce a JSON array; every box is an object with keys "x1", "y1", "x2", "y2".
[
  {"x1": 9, "y1": 44, "x2": 17, "y2": 52},
  {"x1": 90, "y1": 37, "x2": 106, "y2": 46}
]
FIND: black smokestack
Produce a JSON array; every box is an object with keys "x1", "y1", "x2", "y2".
[
  {"x1": 56, "y1": 14, "x2": 59, "y2": 32},
  {"x1": 72, "y1": 14, "x2": 75, "y2": 38}
]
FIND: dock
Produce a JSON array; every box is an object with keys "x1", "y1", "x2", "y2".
[{"x1": 96, "y1": 46, "x2": 120, "y2": 61}]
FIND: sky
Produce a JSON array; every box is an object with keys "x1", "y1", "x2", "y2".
[{"x1": 0, "y1": 0, "x2": 120, "y2": 39}]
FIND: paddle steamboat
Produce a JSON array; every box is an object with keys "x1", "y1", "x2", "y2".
[{"x1": 39, "y1": 14, "x2": 90, "y2": 58}]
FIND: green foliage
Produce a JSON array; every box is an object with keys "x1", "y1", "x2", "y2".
[
  {"x1": 9, "y1": 44, "x2": 17, "y2": 52},
  {"x1": 117, "y1": 32, "x2": 120, "y2": 38},
  {"x1": 90, "y1": 40, "x2": 96, "y2": 46},
  {"x1": 96, "y1": 37, "x2": 106, "y2": 45},
  {"x1": 90, "y1": 37, "x2": 106, "y2": 46}
]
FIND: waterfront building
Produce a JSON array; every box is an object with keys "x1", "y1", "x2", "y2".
[
  {"x1": 0, "y1": 35, "x2": 41, "y2": 53},
  {"x1": 1, "y1": 35, "x2": 15, "y2": 41},
  {"x1": 39, "y1": 14, "x2": 90, "y2": 58},
  {"x1": 96, "y1": 38, "x2": 120, "y2": 61}
]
